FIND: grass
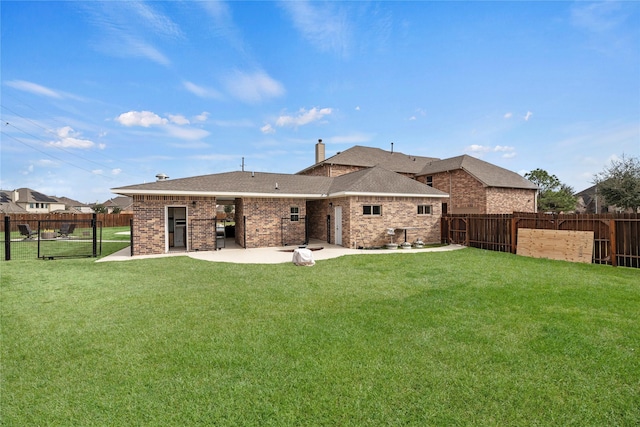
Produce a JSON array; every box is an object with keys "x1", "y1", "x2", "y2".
[
  {"x1": 1, "y1": 248, "x2": 639, "y2": 425},
  {"x1": 1, "y1": 226, "x2": 130, "y2": 261}
]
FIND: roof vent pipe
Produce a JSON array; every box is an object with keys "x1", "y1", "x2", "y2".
[
  {"x1": 315, "y1": 139, "x2": 325, "y2": 164},
  {"x1": 391, "y1": 142, "x2": 394, "y2": 153},
  {"x1": 155, "y1": 173, "x2": 169, "y2": 181}
]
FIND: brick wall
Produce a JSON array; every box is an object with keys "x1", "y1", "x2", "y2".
[
  {"x1": 486, "y1": 187, "x2": 537, "y2": 213},
  {"x1": 298, "y1": 164, "x2": 365, "y2": 177},
  {"x1": 306, "y1": 199, "x2": 328, "y2": 241},
  {"x1": 419, "y1": 170, "x2": 485, "y2": 214},
  {"x1": 238, "y1": 197, "x2": 307, "y2": 248},
  {"x1": 298, "y1": 164, "x2": 331, "y2": 177},
  {"x1": 132, "y1": 195, "x2": 216, "y2": 255},
  {"x1": 342, "y1": 196, "x2": 444, "y2": 248},
  {"x1": 418, "y1": 170, "x2": 537, "y2": 214}
]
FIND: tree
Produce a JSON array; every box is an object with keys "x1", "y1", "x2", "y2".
[
  {"x1": 93, "y1": 203, "x2": 107, "y2": 214},
  {"x1": 524, "y1": 168, "x2": 577, "y2": 213},
  {"x1": 594, "y1": 155, "x2": 640, "y2": 212},
  {"x1": 111, "y1": 206, "x2": 122, "y2": 214}
]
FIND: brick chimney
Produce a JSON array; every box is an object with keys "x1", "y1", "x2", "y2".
[{"x1": 315, "y1": 139, "x2": 325, "y2": 164}]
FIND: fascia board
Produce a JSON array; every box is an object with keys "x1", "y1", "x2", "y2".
[
  {"x1": 328, "y1": 191, "x2": 449, "y2": 198},
  {"x1": 110, "y1": 188, "x2": 322, "y2": 199}
]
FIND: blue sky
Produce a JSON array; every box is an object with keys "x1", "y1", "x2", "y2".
[{"x1": 1, "y1": 1, "x2": 639, "y2": 204}]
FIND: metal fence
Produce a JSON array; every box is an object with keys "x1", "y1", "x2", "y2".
[
  {"x1": 442, "y1": 212, "x2": 640, "y2": 268},
  {"x1": 3, "y1": 215, "x2": 101, "y2": 261}
]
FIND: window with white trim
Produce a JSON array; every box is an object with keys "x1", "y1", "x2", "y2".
[
  {"x1": 425, "y1": 176, "x2": 433, "y2": 187},
  {"x1": 363, "y1": 205, "x2": 382, "y2": 216},
  {"x1": 290, "y1": 206, "x2": 299, "y2": 221},
  {"x1": 417, "y1": 204, "x2": 432, "y2": 215}
]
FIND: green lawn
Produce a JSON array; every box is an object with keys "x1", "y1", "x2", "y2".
[
  {"x1": 1, "y1": 249, "x2": 638, "y2": 426},
  {"x1": 1, "y1": 226, "x2": 130, "y2": 261}
]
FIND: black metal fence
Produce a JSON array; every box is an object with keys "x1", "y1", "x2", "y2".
[{"x1": 3, "y1": 215, "x2": 101, "y2": 261}]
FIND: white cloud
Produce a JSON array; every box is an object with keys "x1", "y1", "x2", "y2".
[
  {"x1": 165, "y1": 125, "x2": 209, "y2": 140},
  {"x1": 524, "y1": 111, "x2": 533, "y2": 121},
  {"x1": 49, "y1": 126, "x2": 95, "y2": 149},
  {"x1": 330, "y1": 133, "x2": 373, "y2": 144},
  {"x1": 504, "y1": 112, "x2": 513, "y2": 119},
  {"x1": 276, "y1": 107, "x2": 332, "y2": 127},
  {"x1": 194, "y1": 112, "x2": 210, "y2": 122},
  {"x1": 224, "y1": 70, "x2": 285, "y2": 103},
  {"x1": 409, "y1": 116, "x2": 417, "y2": 121},
  {"x1": 112, "y1": 168, "x2": 122, "y2": 175},
  {"x1": 466, "y1": 144, "x2": 516, "y2": 158},
  {"x1": 571, "y1": 1, "x2": 625, "y2": 33},
  {"x1": 116, "y1": 110, "x2": 168, "y2": 127},
  {"x1": 6, "y1": 80, "x2": 63, "y2": 98},
  {"x1": 355, "y1": 106, "x2": 361, "y2": 111},
  {"x1": 183, "y1": 81, "x2": 222, "y2": 99},
  {"x1": 261, "y1": 124, "x2": 276, "y2": 134},
  {"x1": 82, "y1": 2, "x2": 178, "y2": 66},
  {"x1": 281, "y1": 1, "x2": 350, "y2": 56},
  {"x1": 168, "y1": 114, "x2": 190, "y2": 125}
]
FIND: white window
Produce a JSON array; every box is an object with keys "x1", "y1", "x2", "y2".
[
  {"x1": 290, "y1": 206, "x2": 299, "y2": 221},
  {"x1": 363, "y1": 205, "x2": 382, "y2": 216},
  {"x1": 426, "y1": 176, "x2": 433, "y2": 187},
  {"x1": 417, "y1": 205, "x2": 432, "y2": 215}
]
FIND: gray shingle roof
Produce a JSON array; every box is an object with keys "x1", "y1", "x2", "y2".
[
  {"x1": 330, "y1": 166, "x2": 448, "y2": 196},
  {"x1": 298, "y1": 145, "x2": 439, "y2": 175},
  {"x1": 112, "y1": 167, "x2": 447, "y2": 199},
  {"x1": 113, "y1": 171, "x2": 334, "y2": 198},
  {"x1": 418, "y1": 155, "x2": 538, "y2": 190}
]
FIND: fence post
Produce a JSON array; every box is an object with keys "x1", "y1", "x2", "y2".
[
  {"x1": 130, "y1": 217, "x2": 134, "y2": 256},
  {"x1": 609, "y1": 219, "x2": 617, "y2": 267},
  {"x1": 92, "y1": 213, "x2": 98, "y2": 257},
  {"x1": 510, "y1": 216, "x2": 517, "y2": 254},
  {"x1": 4, "y1": 216, "x2": 10, "y2": 261}
]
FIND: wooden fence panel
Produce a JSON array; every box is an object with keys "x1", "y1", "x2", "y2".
[
  {"x1": 2, "y1": 213, "x2": 132, "y2": 231},
  {"x1": 442, "y1": 212, "x2": 639, "y2": 268}
]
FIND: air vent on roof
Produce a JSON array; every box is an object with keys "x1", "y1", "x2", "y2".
[{"x1": 156, "y1": 173, "x2": 169, "y2": 181}]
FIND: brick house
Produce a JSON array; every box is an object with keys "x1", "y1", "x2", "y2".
[
  {"x1": 112, "y1": 166, "x2": 448, "y2": 255},
  {"x1": 416, "y1": 155, "x2": 538, "y2": 214},
  {"x1": 301, "y1": 141, "x2": 538, "y2": 214},
  {"x1": 112, "y1": 141, "x2": 535, "y2": 255}
]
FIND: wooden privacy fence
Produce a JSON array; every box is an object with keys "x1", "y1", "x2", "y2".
[
  {"x1": 1, "y1": 213, "x2": 132, "y2": 230},
  {"x1": 441, "y1": 213, "x2": 640, "y2": 268}
]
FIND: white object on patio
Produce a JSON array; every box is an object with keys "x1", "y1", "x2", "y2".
[{"x1": 292, "y1": 248, "x2": 315, "y2": 266}]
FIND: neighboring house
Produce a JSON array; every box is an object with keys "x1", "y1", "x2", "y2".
[
  {"x1": 111, "y1": 166, "x2": 448, "y2": 255},
  {"x1": 0, "y1": 190, "x2": 27, "y2": 214},
  {"x1": 54, "y1": 196, "x2": 94, "y2": 213},
  {"x1": 103, "y1": 196, "x2": 133, "y2": 214},
  {"x1": 415, "y1": 155, "x2": 538, "y2": 214},
  {"x1": 300, "y1": 141, "x2": 538, "y2": 214},
  {"x1": 575, "y1": 184, "x2": 637, "y2": 214},
  {"x1": 111, "y1": 142, "x2": 536, "y2": 256},
  {"x1": 3, "y1": 188, "x2": 66, "y2": 213}
]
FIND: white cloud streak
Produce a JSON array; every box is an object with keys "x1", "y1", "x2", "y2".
[
  {"x1": 116, "y1": 111, "x2": 168, "y2": 127},
  {"x1": 49, "y1": 126, "x2": 95, "y2": 149},
  {"x1": 466, "y1": 144, "x2": 516, "y2": 159},
  {"x1": 281, "y1": 1, "x2": 350, "y2": 56},
  {"x1": 183, "y1": 81, "x2": 223, "y2": 99},
  {"x1": 6, "y1": 80, "x2": 63, "y2": 98},
  {"x1": 276, "y1": 107, "x2": 332, "y2": 127},
  {"x1": 223, "y1": 70, "x2": 285, "y2": 104}
]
